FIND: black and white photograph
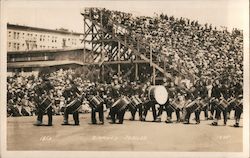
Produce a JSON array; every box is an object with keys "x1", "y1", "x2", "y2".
[{"x1": 0, "y1": 0, "x2": 249, "y2": 158}]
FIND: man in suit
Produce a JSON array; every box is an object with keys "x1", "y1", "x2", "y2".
[
  {"x1": 141, "y1": 81, "x2": 158, "y2": 122},
  {"x1": 109, "y1": 76, "x2": 125, "y2": 124},
  {"x1": 33, "y1": 78, "x2": 53, "y2": 126},
  {"x1": 61, "y1": 79, "x2": 81, "y2": 126},
  {"x1": 211, "y1": 80, "x2": 227, "y2": 126},
  {"x1": 129, "y1": 81, "x2": 144, "y2": 121},
  {"x1": 88, "y1": 83, "x2": 104, "y2": 124},
  {"x1": 156, "y1": 78, "x2": 176, "y2": 123}
]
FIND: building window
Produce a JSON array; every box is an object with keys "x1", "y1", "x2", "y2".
[
  {"x1": 13, "y1": 32, "x2": 16, "y2": 39},
  {"x1": 8, "y1": 42, "x2": 11, "y2": 48},
  {"x1": 8, "y1": 31, "x2": 11, "y2": 37},
  {"x1": 17, "y1": 43, "x2": 20, "y2": 50},
  {"x1": 13, "y1": 43, "x2": 16, "y2": 49}
]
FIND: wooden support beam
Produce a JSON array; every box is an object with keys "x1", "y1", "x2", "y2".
[
  {"x1": 118, "y1": 41, "x2": 121, "y2": 78},
  {"x1": 150, "y1": 44, "x2": 152, "y2": 66},
  {"x1": 152, "y1": 65, "x2": 156, "y2": 85}
]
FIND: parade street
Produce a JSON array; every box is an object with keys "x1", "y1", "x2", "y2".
[{"x1": 7, "y1": 112, "x2": 243, "y2": 152}]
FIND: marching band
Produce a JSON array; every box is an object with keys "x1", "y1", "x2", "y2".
[{"x1": 31, "y1": 75, "x2": 243, "y2": 128}]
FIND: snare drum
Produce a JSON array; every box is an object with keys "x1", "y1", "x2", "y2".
[
  {"x1": 218, "y1": 99, "x2": 229, "y2": 111},
  {"x1": 66, "y1": 98, "x2": 82, "y2": 114},
  {"x1": 198, "y1": 99, "x2": 208, "y2": 110},
  {"x1": 185, "y1": 100, "x2": 199, "y2": 114},
  {"x1": 148, "y1": 86, "x2": 168, "y2": 105},
  {"x1": 129, "y1": 96, "x2": 141, "y2": 110},
  {"x1": 89, "y1": 95, "x2": 104, "y2": 109},
  {"x1": 38, "y1": 97, "x2": 52, "y2": 113},
  {"x1": 169, "y1": 99, "x2": 178, "y2": 111},
  {"x1": 112, "y1": 97, "x2": 131, "y2": 111}
]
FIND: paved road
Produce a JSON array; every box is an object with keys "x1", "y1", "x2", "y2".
[{"x1": 7, "y1": 111, "x2": 243, "y2": 151}]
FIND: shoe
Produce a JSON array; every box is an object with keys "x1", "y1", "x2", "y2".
[
  {"x1": 196, "y1": 121, "x2": 200, "y2": 124},
  {"x1": 33, "y1": 123, "x2": 43, "y2": 126},
  {"x1": 92, "y1": 122, "x2": 97, "y2": 124},
  {"x1": 99, "y1": 121, "x2": 104, "y2": 125},
  {"x1": 233, "y1": 123, "x2": 239, "y2": 127},
  {"x1": 129, "y1": 117, "x2": 135, "y2": 121},
  {"x1": 152, "y1": 117, "x2": 161, "y2": 122},
  {"x1": 183, "y1": 121, "x2": 189, "y2": 124},
  {"x1": 109, "y1": 121, "x2": 116, "y2": 124},
  {"x1": 47, "y1": 124, "x2": 53, "y2": 126},
  {"x1": 205, "y1": 117, "x2": 208, "y2": 120},
  {"x1": 211, "y1": 122, "x2": 218, "y2": 126},
  {"x1": 117, "y1": 122, "x2": 123, "y2": 124},
  {"x1": 74, "y1": 123, "x2": 80, "y2": 126},
  {"x1": 208, "y1": 116, "x2": 213, "y2": 120},
  {"x1": 165, "y1": 120, "x2": 173, "y2": 123},
  {"x1": 61, "y1": 123, "x2": 70, "y2": 125}
]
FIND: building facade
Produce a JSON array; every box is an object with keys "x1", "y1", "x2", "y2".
[{"x1": 7, "y1": 23, "x2": 83, "y2": 51}]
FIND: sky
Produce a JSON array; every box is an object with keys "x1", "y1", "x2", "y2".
[{"x1": 4, "y1": 0, "x2": 248, "y2": 33}]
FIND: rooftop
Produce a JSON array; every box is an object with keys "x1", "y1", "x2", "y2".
[{"x1": 7, "y1": 23, "x2": 83, "y2": 36}]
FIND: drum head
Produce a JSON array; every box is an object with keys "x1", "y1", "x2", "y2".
[{"x1": 153, "y1": 86, "x2": 168, "y2": 105}]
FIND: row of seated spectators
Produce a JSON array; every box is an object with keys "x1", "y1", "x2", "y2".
[
  {"x1": 7, "y1": 69, "x2": 94, "y2": 117},
  {"x1": 84, "y1": 8, "x2": 243, "y2": 83}
]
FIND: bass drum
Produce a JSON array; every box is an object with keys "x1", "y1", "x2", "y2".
[{"x1": 148, "y1": 86, "x2": 168, "y2": 105}]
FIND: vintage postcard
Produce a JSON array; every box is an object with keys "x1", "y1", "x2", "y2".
[{"x1": 0, "y1": 0, "x2": 249, "y2": 158}]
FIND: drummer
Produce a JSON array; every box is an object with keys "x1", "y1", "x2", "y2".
[
  {"x1": 158, "y1": 79, "x2": 177, "y2": 123},
  {"x1": 61, "y1": 79, "x2": 81, "y2": 126},
  {"x1": 109, "y1": 75, "x2": 123, "y2": 124},
  {"x1": 88, "y1": 82, "x2": 104, "y2": 125},
  {"x1": 233, "y1": 80, "x2": 243, "y2": 127},
  {"x1": 174, "y1": 91, "x2": 186, "y2": 123},
  {"x1": 141, "y1": 81, "x2": 158, "y2": 122},
  {"x1": 182, "y1": 86, "x2": 201, "y2": 124},
  {"x1": 117, "y1": 80, "x2": 131, "y2": 123},
  {"x1": 233, "y1": 94, "x2": 243, "y2": 127},
  {"x1": 211, "y1": 80, "x2": 227, "y2": 126},
  {"x1": 129, "y1": 81, "x2": 144, "y2": 121},
  {"x1": 33, "y1": 78, "x2": 54, "y2": 126}
]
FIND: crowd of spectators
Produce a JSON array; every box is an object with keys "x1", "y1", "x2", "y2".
[
  {"x1": 7, "y1": 69, "x2": 93, "y2": 117},
  {"x1": 85, "y1": 8, "x2": 243, "y2": 84}
]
